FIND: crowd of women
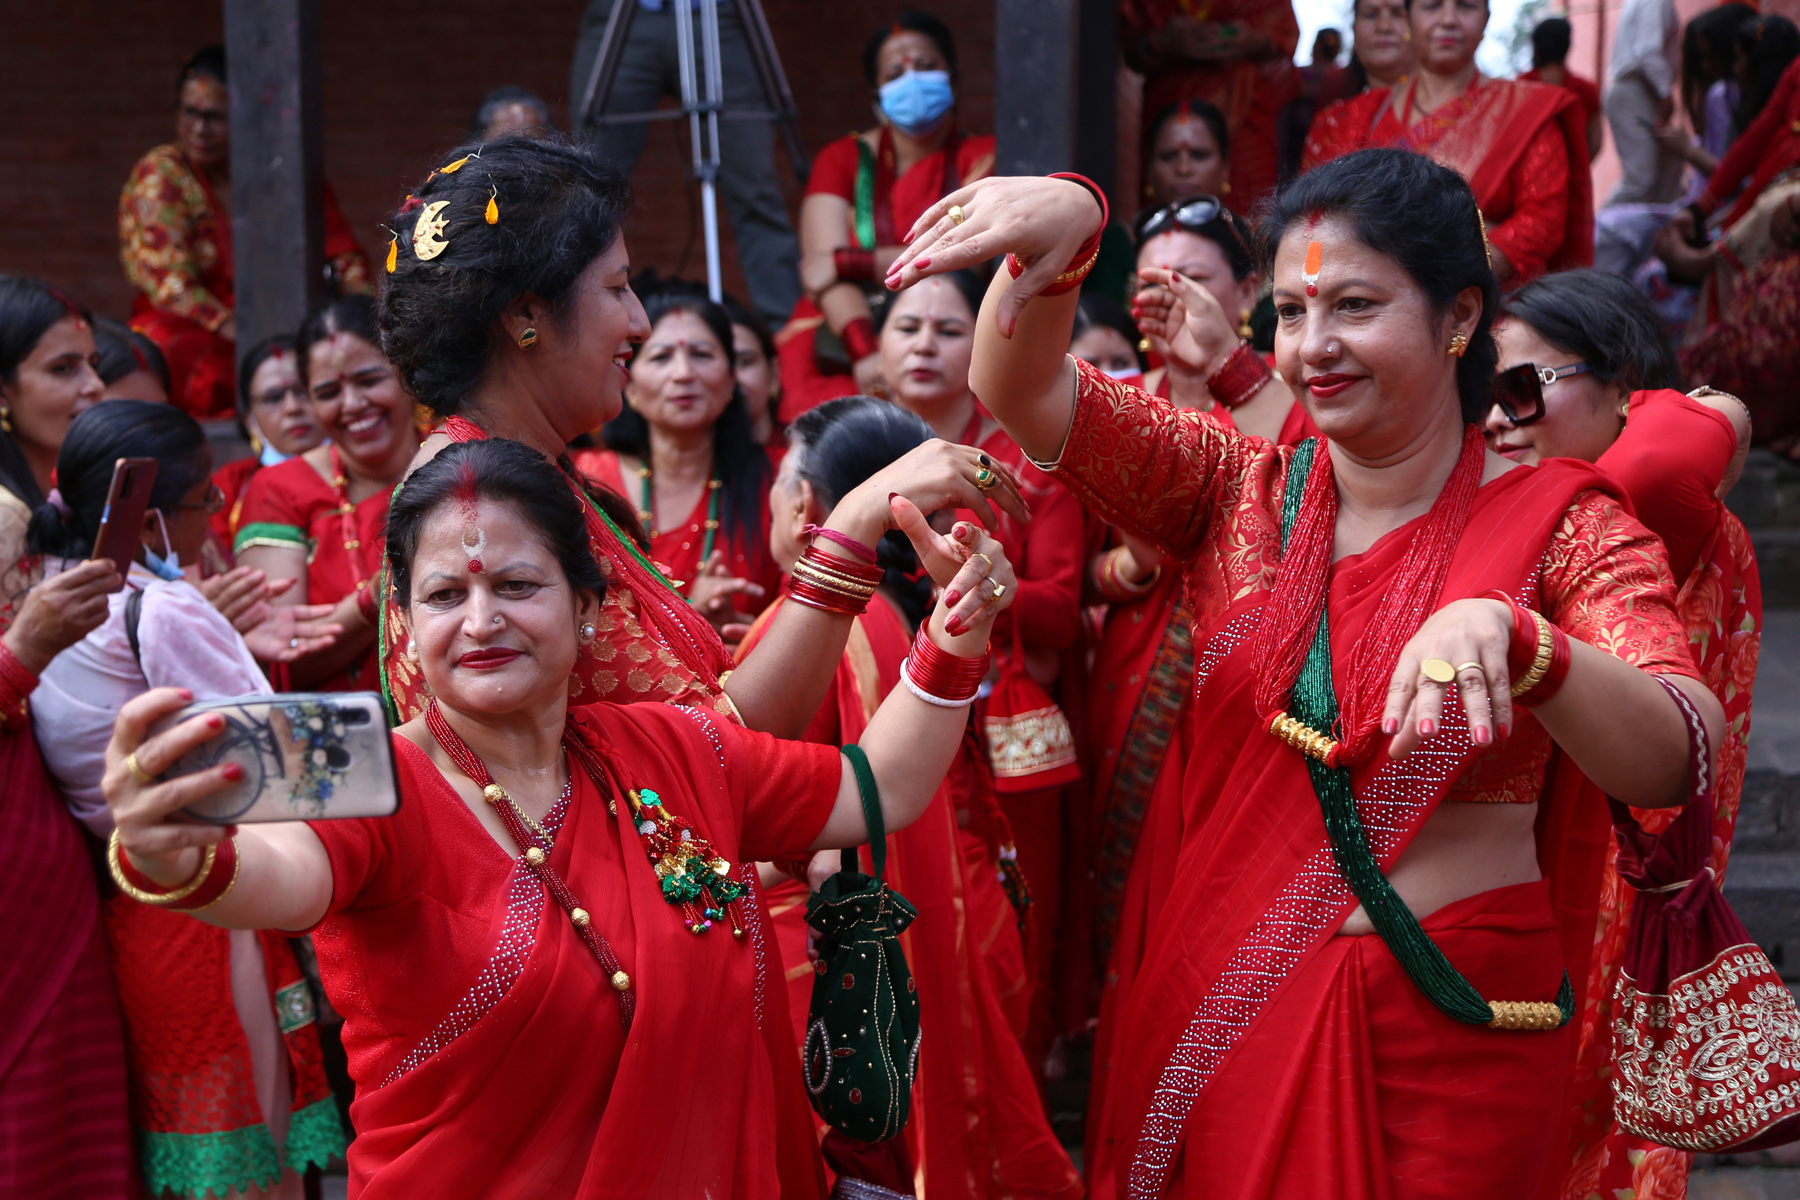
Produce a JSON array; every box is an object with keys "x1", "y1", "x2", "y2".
[{"x1": 0, "y1": 4, "x2": 1787, "y2": 1200}]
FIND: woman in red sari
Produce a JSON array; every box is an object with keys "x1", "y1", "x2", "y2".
[
  {"x1": 782, "y1": 14, "x2": 996, "y2": 419},
  {"x1": 742, "y1": 395, "x2": 1080, "y2": 1199},
  {"x1": 891, "y1": 152, "x2": 1724, "y2": 1198},
  {"x1": 1302, "y1": 0, "x2": 1592, "y2": 286},
  {"x1": 573, "y1": 289, "x2": 780, "y2": 631},
  {"x1": 877, "y1": 269, "x2": 1088, "y2": 1073},
  {"x1": 237, "y1": 296, "x2": 418, "y2": 691},
  {"x1": 1483, "y1": 269, "x2": 1760, "y2": 1200},
  {"x1": 119, "y1": 46, "x2": 369, "y2": 418},
  {"x1": 212, "y1": 336, "x2": 323, "y2": 552},
  {"x1": 99, "y1": 434, "x2": 1017, "y2": 1200},
  {"x1": 376, "y1": 136, "x2": 1028, "y2": 743}
]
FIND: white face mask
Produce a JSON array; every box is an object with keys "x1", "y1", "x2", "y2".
[
  {"x1": 144, "y1": 510, "x2": 183, "y2": 581},
  {"x1": 1101, "y1": 364, "x2": 1144, "y2": 381}
]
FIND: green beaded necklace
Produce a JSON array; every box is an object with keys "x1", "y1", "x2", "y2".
[
  {"x1": 1276, "y1": 438, "x2": 1572, "y2": 1030},
  {"x1": 636, "y1": 461, "x2": 721, "y2": 565}
]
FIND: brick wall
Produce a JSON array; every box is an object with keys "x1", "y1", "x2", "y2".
[{"x1": 0, "y1": 0, "x2": 994, "y2": 322}]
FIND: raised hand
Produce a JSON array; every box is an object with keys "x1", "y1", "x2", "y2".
[
  {"x1": 4, "y1": 559, "x2": 120, "y2": 674},
  {"x1": 241, "y1": 602, "x2": 342, "y2": 664},
  {"x1": 687, "y1": 549, "x2": 766, "y2": 634},
  {"x1": 885, "y1": 176, "x2": 1103, "y2": 337},
  {"x1": 1132, "y1": 267, "x2": 1241, "y2": 381},
  {"x1": 889, "y1": 497, "x2": 1018, "y2": 636}
]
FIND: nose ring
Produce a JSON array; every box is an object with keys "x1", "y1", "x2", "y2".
[{"x1": 493, "y1": 615, "x2": 502, "y2": 626}]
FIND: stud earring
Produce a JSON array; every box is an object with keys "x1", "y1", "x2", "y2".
[
  {"x1": 405, "y1": 640, "x2": 420, "y2": 663},
  {"x1": 518, "y1": 326, "x2": 538, "y2": 349},
  {"x1": 1238, "y1": 307, "x2": 1254, "y2": 340},
  {"x1": 1619, "y1": 401, "x2": 1631, "y2": 419},
  {"x1": 579, "y1": 621, "x2": 596, "y2": 641},
  {"x1": 1447, "y1": 333, "x2": 1469, "y2": 358}
]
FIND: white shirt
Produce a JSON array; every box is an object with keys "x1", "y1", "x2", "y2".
[
  {"x1": 33, "y1": 563, "x2": 269, "y2": 837},
  {"x1": 1610, "y1": 0, "x2": 1681, "y2": 98}
]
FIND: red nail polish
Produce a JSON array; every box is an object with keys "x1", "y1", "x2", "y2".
[
  {"x1": 1474, "y1": 726, "x2": 1491, "y2": 746},
  {"x1": 1382, "y1": 717, "x2": 1398, "y2": 735},
  {"x1": 915, "y1": 257, "x2": 931, "y2": 270},
  {"x1": 1499, "y1": 723, "x2": 1512, "y2": 741},
  {"x1": 944, "y1": 590, "x2": 961, "y2": 607},
  {"x1": 207, "y1": 713, "x2": 225, "y2": 730},
  {"x1": 222, "y1": 761, "x2": 244, "y2": 781},
  {"x1": 1419, "y1": 718, "x2": 1436, "y2": 737},
  {"x1": 178, "y1": 689, "x2": 194, "y2": 702},
  {"x1": 945, "y1": 615, "x2": 965, "y2": 636}
]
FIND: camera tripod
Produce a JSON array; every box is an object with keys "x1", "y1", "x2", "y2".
[{"x1": 575, "y1": 0, "x2": 809, "y2": 303}]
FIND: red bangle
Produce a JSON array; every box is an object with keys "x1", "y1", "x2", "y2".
[
  {"x1": 1206, "y1": 342, "x2": 1273, "y2": 410},
  {"x1": 786, "y1": 575, "x2": 869, "y2": 616},
  {"x1": 802, "y1": 524, "x2": 878, "y2": 565},
  {"x1": 116, "y1": 834, "x2": 240, "y2": 912},
  {"x1": 1527, "y1": 625, "x2": 1572, "y2": 707},
  {"x1": 356, "y1": 580, "x2": 380, "y2": 625},
  {"x1": 802, "y1": 544, "x2": 883, "y2": 584},
  {"x1": 1479, "y1": 590, "x2": 1538, "y2": 680},
  {"x1": 1006, "y1": 172, "x2": 1110, "y2": 297},
  {"x1": 834, "y1": 247, "x2": 876, "y2": 282},
  {"x1": 841, "y1": 317, "x2": 879, "y2": 363},
  {"x1": 0, "y1": 641, "x2": 38, "y2": 718},
  {"x1": 905, "y1": 625, "x2": 989, "y2": 702},
  {"x1": 786, "y1": 544, "x2": 882, "y2": 617}
]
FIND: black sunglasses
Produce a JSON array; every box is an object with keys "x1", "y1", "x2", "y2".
[
  {"x1": 1134, "y1": 195, "x2": 1229, "y2": 243},
  {"x1": 1491, "y1": 361, "x2": 1594, "y2": 425}
]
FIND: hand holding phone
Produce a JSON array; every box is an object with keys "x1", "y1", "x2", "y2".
[{"x1": 90, "y1": 458, "x2": 158, "y2": 591}]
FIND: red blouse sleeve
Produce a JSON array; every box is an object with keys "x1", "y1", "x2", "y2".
[
  {"x1": 306, "y1": 733, "x2": 428, "y2": 921},
  {"x1": 719, "y1": 720, "x2": 844, "y2": 863},
  {"x1": 1486, "y1": 120, "x2": 1569, "y2": 284},
  {"x1": 803, "y1": 135, "x2": 862, "y2": 201},
  {"x1": 1539, "y1": 490, "x2": 1699, "y2": 679},
  {"x1": 1046, "y1": 356, "x2": 1274, "y2": 559},
  {"x1": 1596, "y1": 390, "x2": 1735, "y2": 585},
  {"x1": 1697, "y1": 57, "x2": 1800, "y2": 216}
]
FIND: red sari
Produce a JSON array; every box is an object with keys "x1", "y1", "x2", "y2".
[
  {"x1": 1050, "y1": 361, "x2": 1697, "y2": 1199},
  {"x1": 778, "y1": 128, "x2": 997, "y2": 423},
  {"x1": 235, "y1": 452, "x2": 393, "y2": 691},
  {"x1": 571, "y1": 449, "x2": 780, "y2": 614},
  {"x1": 1302, "y1": 75, "x2": 1593, "y2": 283},
  {"x1": 381, "y1": 418, "x2": 736, "y2": 724},
  {"x1": 211, "y1": 454, "x2": 262, "y2": 551},
  {"x1": 741, "y1": 593, "x2": 1081, "y2": 1200},
  {"x1": 308, "y1": 704, "x2": 838, "y2": 1199},
  {"x1": 1560, "y1": 391, "x2": 1763, "y2": 1200}
]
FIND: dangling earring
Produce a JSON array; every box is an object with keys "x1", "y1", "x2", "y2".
[
  {"x1": 1221, "y1": 178, "x2": 1232, "y2": 196},
  {"x1": 1238, "y1": 308, "x2": 1254, "y2": 340},
  {"x1": 1447, "y1": 333, "x2": 1469, "y2": 358},
  {"x1": 518, "y1": 326, "x2": 538, "y2": 349},
  {"x1": 579, "y1": 621, "x2": 596, "y2": 641},
  {"x1": 0, "y1": 406, "x2": 10, "y2": 435}
]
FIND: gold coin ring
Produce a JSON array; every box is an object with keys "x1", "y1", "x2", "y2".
[
  {"x1": 949, "y1": 204, "x2": 966, "y2": 225},
  {"x1": 1420, "y1": 658, "x2": 1457, "y2": 685}
]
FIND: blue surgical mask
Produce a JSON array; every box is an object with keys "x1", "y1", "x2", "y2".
[
  {"x1": 145, "y1": 511, "x2": 183, "y2": 581},
  {"x1": 259, "y1": 440, "x2": 290, "y2": 468},
  {"x1": 879, "y1": 70, "x2": 954, "y2": 137}
]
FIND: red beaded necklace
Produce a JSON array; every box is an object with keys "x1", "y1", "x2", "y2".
[
  {"x1": 425, "y1": 701, "x2": 637, "y2": 1030},
  {"x1": 1250, "y1": 425, "x2": 1487, "y2": 765}
]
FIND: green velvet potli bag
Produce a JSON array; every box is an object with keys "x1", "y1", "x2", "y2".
[{"x1": 802, "y1": 745, "x2": 921, "y2": 1143}]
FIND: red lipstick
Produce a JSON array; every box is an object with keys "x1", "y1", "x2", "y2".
[
  {"x1": 458, "y1": 647, "x2": 522, "y2": 670},
  {"x1": 1305, "y1": 373, "x2": 1360, "y2": 399}
]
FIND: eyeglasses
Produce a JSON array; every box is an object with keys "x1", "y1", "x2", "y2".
[
  {"x1": 1490, "y1": 361, "x2": 1595, "y2": 426},
  {"x1": 1133, "y1": 195, "x2": 1229, "y2": 243},
  {"x1": 172, "y1": 483, "x2": 226, "y2": 515}
]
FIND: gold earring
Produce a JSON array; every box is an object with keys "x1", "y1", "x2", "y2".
[
  {"x1": 1619, "y1": 401, "x2": 1631, "y2": 419},
  {"x1": 1447, "y1": 333, "x2": 1469, "y2": 358},
  {"x1": 1238, "y1": 308, "x2": 1254, "y2": 340},
  {"x1": 0, "y1": 406, "x2": 10, "y2": 434},
  {"x1": 579, "y1": 621, "x2": 596, "y2": 641},
  {"x1": 518, "y1": 326, "x2": 538, "y2": 349}
]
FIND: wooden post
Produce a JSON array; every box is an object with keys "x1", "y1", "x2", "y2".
[
  {"x1": 224, "y1": 0, "x2": 323, "y2": 370},
  {"x1": 1074, "y1": 0, "x2": 1118, "y2": 197},
  {"x1": 995, "y1": 0, "x2": 1078, "y2": 176}
]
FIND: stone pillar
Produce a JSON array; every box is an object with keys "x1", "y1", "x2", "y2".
[
  {"x1": 994, "y1": 0, "x2": 1078, "y2": 176},
  {"x1": 1074, "y1": 0, "x2": 1118, "y2": 196},
  {"x1": 224, "y1": 0, "x2": 323, "y2": 368}
]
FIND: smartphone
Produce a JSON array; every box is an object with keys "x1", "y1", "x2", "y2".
[
  {"x1": 90, "y1": 457, "x2": 158, "y2": 590},
  {"x1": 151, "y1": 692, "x2": 401, "y2": 824}
]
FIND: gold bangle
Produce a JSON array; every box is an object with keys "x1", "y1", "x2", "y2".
[
  {"x1": 789, "y1": 559, "x2": 878, "y2": 596},
  {"x1": 186, "y1": 840, "x2": 243, "y2": 913},
  {"x1": 1511, "y1": 609, "x2": 1555, "y2": 697},
  {"x1": 107, "y1": 828, "x2": 216, "y2": 906},
  {"x1": 1104, "y1": 545, "x2": 1159, "y2": 597}
]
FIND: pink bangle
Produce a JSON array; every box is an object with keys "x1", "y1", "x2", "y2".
[{"x1": 803, "y1": 524, "x2": 878, "y2": 565}]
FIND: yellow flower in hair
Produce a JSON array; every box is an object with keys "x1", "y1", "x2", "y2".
[
  {"x1": 486, "y1": 186, "x2": 499, "y2": 225},
  {"x1": 441, "y1": 155, "x2": 472, "y2": 174},
  {"x1": 385, "y1": 236, "x2": 398, "y2": 273}
]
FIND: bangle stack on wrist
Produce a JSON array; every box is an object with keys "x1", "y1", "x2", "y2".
[
  {"x1": 788, "y1": 544, "x2": 884, "y2": 616},
  {"x1": 1482, "y1": 590, "x2": 1572, "y2": 707},
  {"x1": 900, "y1": 625, "x2": 989, "y2": 707},
  {"x1": 802, "y1": 523, "x2": 879, "y2": 566},
  {"x1": 1096, "y1": 545, "x2": 1160, "y2": 601},
  {"x1": 834, "y1": 247, "x2": 876, "y2": 282},
  {"x1": 1207, "y1": 342, "x2": 1273, "y2": 410},
  {"x1": 841, "y1": 316, "x2": 879, "y2": 362},
  {"x1": 108, "y1": 828, "x2": 241, "y2": 912},
  {"x1": 0, "y1": 642, "x2": 39, "y2": 725},
  {"x1": 1006, "y1": 172, "x2": 1110, "y2": 298}
]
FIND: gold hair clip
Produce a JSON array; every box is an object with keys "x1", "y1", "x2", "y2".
[
  {"x1": 412, "y1": 200, "x2": 451, "y2": 261},
  {"x1": 1477, "y1": 209, "x2": 1492, "y2": 266}
]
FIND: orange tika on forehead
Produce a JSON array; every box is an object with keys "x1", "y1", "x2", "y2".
[{"x1": 1303, "y1": 241, "x2": 1323, "y2": 297}]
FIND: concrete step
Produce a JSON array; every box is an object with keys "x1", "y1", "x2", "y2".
[
  {"x1": 1690, "y1": 1165, "x2": 1800, "y2": 1199},
  {"x1": 1721, "y1": 851, "x2": 1800, "y2": 980},
  {"x1": 1726, "y1": 450, "x2": 1800, "y2": 530},
  {"x1": 1754, "y1": 530, "x2": 1800, "y2": 608}
]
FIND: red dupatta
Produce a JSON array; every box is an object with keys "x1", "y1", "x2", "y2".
[
  {"x1": 1101, "y1": 458, "x2": 1623, "y2": 1197},
  {"x1": 340, "y1": 708, "x2": 822, "y2": 1199}
]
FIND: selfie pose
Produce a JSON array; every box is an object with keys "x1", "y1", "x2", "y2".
[{"x1": 102, "y1": 436, "x2": 1015, "y2": 1199}]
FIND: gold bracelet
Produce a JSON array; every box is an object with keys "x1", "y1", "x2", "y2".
[
  {"x1": 1104, "y1": 546, "x2": 1160, "y2": 598},
  {"x1": 107, "y1": 828, "x2": 216, "y2": 906},
  {"x1": 789, "y1": 559, "x2": 878, "y2": 596},
  {"x1": 1510, "y1": 609, "x2": 1555, "y2": 697}
]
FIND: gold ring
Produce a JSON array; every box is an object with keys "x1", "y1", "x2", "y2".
[
  {"x1": 125, "y1": 751, "x2": 155, "y2": 784},
  {"x1": 975, "y1": 467, "x2": 998, "y2": 490},
  {"x1": 1420, "y1": 658, "x2": 1457, "y2": 685},
  {"x1": 969, "y1": 551, "x2": 993, "y2": 571},
  {"x1": 1454, "y1": 662, "x2": 1486, "y2": 677},
  {"x1": 948, "y1": 204, "x2": 966, "y2": 225},
  {"x1": 990, "y1": 582, "x2": 1007, "y2": 601}
]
